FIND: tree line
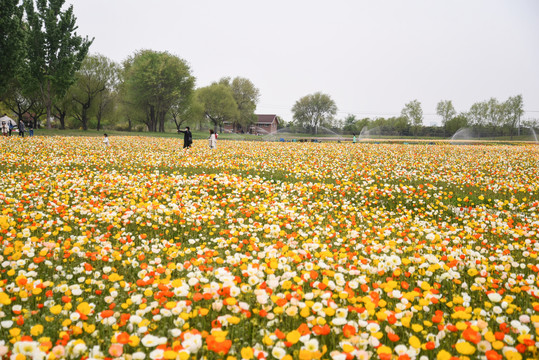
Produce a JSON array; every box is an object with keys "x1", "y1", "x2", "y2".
[
  {"x1": 290, "y1": 94, "x2": 535, "y2": 139},
  {"x1": 1, "y1": 0, "x2": 536, "y2": 137},
  {"x1": 0, "y1": 0, "x2": 261, "y2": 133}
]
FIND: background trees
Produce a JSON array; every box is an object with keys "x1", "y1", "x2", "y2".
[
  {"x1": 121, "y1": 50, "x2": 195, "y2": 132},
  {"x1": 291, "y1": 92, "x2": 337, "y2": 134},
  {"x1": 444, "y1": 113, "x2": 468, "y2": 136},
  {"x1": 218, "y1": 77, "x2": 260, "y2": 133},
  {"x1": 196, "y1": 83, "x2": 239, "y2": 132},
  {"x1": 504, "y1": 95, "x2": 524, "y2": 139},
  {"x1": 401, "y1": 100, "x2": 423, "y2": 136},
  {"x1": 0, "y1": 1, "x2": 535, "y2": 136},
  {"x1": 70, "y1": 54, "x2": 119, "y2": 130},
  {"x1": 0, "y1": 0, "x2": 25, "y2": 100},
  {"x1": 436, "y1": 100, "x2": 457, "y2": 127},
  {"x1": 24, "y1": 0, "x2": 93, "y2": 129}
]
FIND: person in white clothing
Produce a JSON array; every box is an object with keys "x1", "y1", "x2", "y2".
[
  {"x1": 209, "y1": 129, "x2": 217, "y2": 149},
  {"x1": 103, "y1": 133, "x2": 110, "y2": 147}
]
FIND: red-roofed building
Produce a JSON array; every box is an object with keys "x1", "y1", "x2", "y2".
[
  {"x1": 223, "y1": 114, "x2": 279, "y2": 135},
  {"x1": 250, "y1": 114, "x2": 279, "y2": 135}
]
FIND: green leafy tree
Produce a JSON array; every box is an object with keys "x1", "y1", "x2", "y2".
[
  {"x1": 0, "y1": 0, "x2": 26, "y2": 99},
  {"x1": 115, "y1": 63, "x2": 141, "y2": 131},
  {"x1": 486, "y1": 98, "x2": 503, "y2": 128},
  {"x1": 389, "y1": 116, "x2": 411, "y2": 136},
  {"x1": 276, "y1": 116, "x2": 286, "y2": 129},
  {"x1": 356, "y1": 118, "x2": 373, "y2": 134},
  {"x1": 196, "y1": 84, "x2": 239, "y2": 132},
  {"x1": 3, "y1": 80, "x2": 37, "y2": 125},
  {"x1": 122, "y1": 50, "x2": 195, "y2": 132},
  {"x1": 53, "y1": 89, "x2": 74, "y2": 130},
  {"x1": 27, "y1": 96, "x2": 46, "y2": 128},
  {"x1": 70, "y1": 54, "x2": 118, "y2": 130},
  {"x1": 401, "y1": 100, "x2": 423, "y2": 136},
  {"x1": 24, "y1": 0, "x2": 93, "y2": 129},
  {"x1": 170, "y1": 95, "x2": 204, "y2": 131},
  {"x1": 292, "y1": 92, "x2": 337, "y2": 134},
  {"x1": 436, "y1": 100, "x2": 457, "y2": 127},
  {"x1": 94, "y1": 89, "x2": 116, "y2": 131},
  {"x1": 343, "y1": 114, "x2": 358, "y2": 132},
  {"x1": 219, "y1": 77, "x2": 260, "y2": 133},
  {"x1": 468, "y1": 101, "x2": 489, "y2": 127},
  {"x1": 503, "y1": 95, "x2": 524, "y2": 139},
  {"x1": 444, "y1": 113, "x2": 469, "y2": 136},
  {"x1": 342, "y1": 115, "x2": 373, "y2": 135}
]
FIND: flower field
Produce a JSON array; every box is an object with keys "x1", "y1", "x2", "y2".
[{"x1": 1, "y1": 136, "x2": 538, "y2": 360}]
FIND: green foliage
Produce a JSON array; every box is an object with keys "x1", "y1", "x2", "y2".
[
  {"x1": 401, "y1": 100, "x2": 423, "y2": 126},
  {"x1": 94, "y1": 88, "x2": 117, "y2": 131},
  {"x1": 444, "y1": 113, "x2": 469, "y2": 135},
  {"x1": 170, "y1": 95, "x2": 205, "y2": 131},
  {"x1": 196, "y1": 83, "x2": 239, "y2": 131},
  {"x1": 401, "y1": 100, "x2": 423, "y2": 135},
  {"x1": 52, "y1": 88, "x2": 73, "y2": 129},
  {"x1": 467, "y1": 95, "x2": 525, "y2": 138},
  {"x1": 218, "y1": 77, "x2": 260, "y2": 132},
  {"x1": 122, "y1": 50, "x2": 195, "y2": 132},
  {"x1": 468, "y1": 101, "x2": 488, "y2": 127},
  {"x1": 343, "y1": 115, "x2": 372, "y2": 135},
  {"x1": 291, "y1": 92, "x2": 337, "y2": 134},
  {"x1": 70, "y1": 54, "x2": 119, "y2": 130},
  {"x1": 24, "y1": 0, "x2": 93, "y2": 128},
  {"x1": 276, "y1": 116, "x2": 286, "y2": 129},
  {"x1": 0, "y1": 0, "x2": 25, "y2": 99},
  {"x1": 436, "y1": 100, "x2": 456, "y2": 126},
  {"x1": 504, "y1": 95, "x2": 524, "y2": 138},
  {"x1": 1, "y1": 69, "x2": 43, "y2": 125}
]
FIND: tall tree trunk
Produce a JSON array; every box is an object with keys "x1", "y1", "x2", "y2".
[
  {"x1": 54, "y1": 106, "x2": 66, "y2": 130},
  {"x1": 46, "y1": 80, "x2": 52, "y2": 129},
  {"x1": 159, "y1": 111, "x2": 165, "y2": 132},
  {"x1": 81, "y1": 105, "x2": 89, "y2": 130},
  {"x1": 149, "y1": 106, "x2": 156, "y2": 132},
  {"x1": 96, "y1": 103, "x2": 104, "y2": 131},
  {"x1": 58, "y1": 113, "x2": 66, "y2": 129}
]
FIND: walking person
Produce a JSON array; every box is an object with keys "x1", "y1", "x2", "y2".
[
  {"x1": 177, "y1": 127, "x2": 193, "y2": 149},
  {"x1": 18, "y1": 120, "x2": 25, "y2": 137},
  {"x1": 209, "y1": 129, "x2": 217, "y2": 149},
  {"x1": 103, "y1": 133, "x2": 110, "y2": 147}
]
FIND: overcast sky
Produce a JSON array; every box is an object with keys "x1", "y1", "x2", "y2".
[{"x1": 66, "y1": 0, "x2": 539, "y2": 125}]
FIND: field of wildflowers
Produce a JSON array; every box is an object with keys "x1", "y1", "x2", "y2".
[{"x1": 0, "y1": 136, "x2": 538, "y2": 360}]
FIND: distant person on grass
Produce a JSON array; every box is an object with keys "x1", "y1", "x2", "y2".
[
  {"x1": 103, "y1": 133, "x2": 110, "y2": 147},
  {"x1": 18, "y1": 121, "x2": 25, "y2": 137},
  {"x1": 209, "y1": 129, "x2": 217, "y2": 149},
  {"x1": 178, "y1": 127, "x2": 193, "y2": 149}
]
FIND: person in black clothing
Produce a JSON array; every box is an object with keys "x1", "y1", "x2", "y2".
[{"x1": 177, "y1": 127, "x2": 193, "y2": 148}]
